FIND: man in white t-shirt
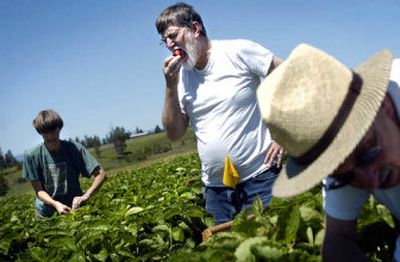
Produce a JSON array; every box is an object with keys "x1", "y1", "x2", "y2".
[
  {"x1": 257, "y1": 44, "x2": 400, "y2": 261},
  {"x1": 155, "y1": 2, "x2": 284, "y2": 224}
]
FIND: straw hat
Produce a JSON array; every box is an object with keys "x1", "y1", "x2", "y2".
[{"x1": 257, "y1": 44, "x2": 393, "y2": 198}]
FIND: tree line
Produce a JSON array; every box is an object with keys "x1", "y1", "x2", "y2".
[
  {"x1": 69, "y1": 125, "x2": 164, "y2": 158},
  {"x1": 0, "y1": 124, "x2": 163, "y2": 170},
  {"x1": 68, "y1": 125, "x2": 163, "y2": 149},
  {"x1": 0, "y1": 148, "x2": 19, "y2": 170},
  {"x1": 0, "y1": 148, "x2": 20, "y2": 196}
]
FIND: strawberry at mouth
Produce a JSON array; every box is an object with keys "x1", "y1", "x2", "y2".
[{"x1": 173, "y1": 48, "x2": 187, "y2": 61}]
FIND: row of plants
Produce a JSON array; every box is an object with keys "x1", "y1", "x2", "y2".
[{"x1": 0, "y1": 153, "x2": 396, "y2": 261}]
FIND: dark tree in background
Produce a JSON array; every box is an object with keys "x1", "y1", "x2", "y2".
[
  {"x1": 105, "y1": 127, "x2": 131, "y2": 157},
  {"x1": 0, "y1": 149, "x2": 19, "y2": 169},
  {"x1": 0, "y1": 148, "x2": 9, "y2": 196},
  {"x1": 154, "y1": 125, "x2": 163, "y2": 133},
  {"x1": 81, "y1": 135, "x2": 101, "y2": 149},
  {"x1": 0, "y1": 149, "x2": 5, "y2": 170}
]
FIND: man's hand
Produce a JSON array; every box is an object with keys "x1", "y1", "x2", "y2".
[
  {"x1": 54, "y1": 201, "x2": 71, "y2": 214},
  {"x1": 264, "y1": 141, "x2": 286, "y2": 168},
  {"x1": 163, "y1": 55, "x2": 182, "y2": 87},
  {"x1": 72, "y1": 194, "x2": 89, "y2": 211}
]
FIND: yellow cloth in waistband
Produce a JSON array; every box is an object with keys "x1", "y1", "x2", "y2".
[{"x1": 223, "y1": 156, "x2": 240, "y2": 188}]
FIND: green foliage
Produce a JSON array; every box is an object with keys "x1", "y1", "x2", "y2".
[
  {"x1": 0, "y1": 173, "x2": 8, "y2": 196},
  {"x1": 0, "y1": 153, "x2": 396, "y2": 261},
  {"x1": 170, "y1": 186, "x2": 395, "y2": 262},
  {"x1": 0, "y1": 154, "x2": 211, "y2": 261}
]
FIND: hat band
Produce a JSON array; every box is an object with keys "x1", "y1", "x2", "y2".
[{"x1": 292, "y1": 72, "x2": 363, "y2": 166}]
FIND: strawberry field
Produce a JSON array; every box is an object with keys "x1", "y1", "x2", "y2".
[{"x1": 0, "y1": 153, "x2": 397, "y2": 261}]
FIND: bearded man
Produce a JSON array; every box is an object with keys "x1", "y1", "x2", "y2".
[{"x1": 156, "y1": 2, "x2": 284, "y2": 225}]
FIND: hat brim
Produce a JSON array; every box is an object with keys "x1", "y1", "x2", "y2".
[{"x1": 272, "y1": 49, "x2": 393, "y2": 198}]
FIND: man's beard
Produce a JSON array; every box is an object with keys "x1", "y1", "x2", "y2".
[{"x1": 182, "y1": 32, "x2": 198, "y2": 70}]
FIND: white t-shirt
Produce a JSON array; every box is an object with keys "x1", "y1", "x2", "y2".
[
  {"x1": 178, "y1": 39, "x2": 274, "y2": 186},
  {"x1": 323, "y1": 59, "x2": 400, "y2": 260}
]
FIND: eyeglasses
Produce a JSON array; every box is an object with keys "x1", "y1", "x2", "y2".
[
  {"x1": 160, "y1": 28, "x2": 183, "y2": 45},
  {"x1": 323, "y1": 125, "x2": 383, "y2": 190}
]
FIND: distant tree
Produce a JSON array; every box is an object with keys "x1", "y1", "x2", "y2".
[
  {"x1": 74, "y1": 137, "x2": 81, "y2": 144},
  {"x1": 0, "y1": 148, "x2": 5, "y2": 170},
  {"x1": 4, "y1": 150, "x2": 18, "y2": 168},
  {"x1": 105, "y1": 126, "x2": 130, "y2": 144},
  {"x1": 0, "y1": 148, "x2": 9, "y2": 196},
  {"x1": 135, "y1": 127, "x2": 144, "y2": 134},
  {"x1": 81, "y1": 135, "x2": 101, "y2": 149},
  {"x1": 154, "y1": 125, "x2": 163, "y2": 133},
  {"x1": 106, "y1": 126, "x2": 131, "y2": 157},
  {"x1": 113, "y1": 138, "x2": 126, "y2": 157},
  {"x1": 94, "y1": 144, "x2": 101, "y2": 158},
  {"x1": 0, "y1": 174, "x2": 8, "y2": 196}
]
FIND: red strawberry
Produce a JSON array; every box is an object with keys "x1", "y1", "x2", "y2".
[
  {"x1": 173, "y1": 49, "x2": 183, "y2": 56},
  {"x1": 173, "y1": 48, "x2": 186, "y2": 60}
]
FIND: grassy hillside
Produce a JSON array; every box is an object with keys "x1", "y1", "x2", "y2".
[
  {"x1": 90, "y1": 129, "x2": 197, "y2": 174},
  {"x1": 3, "y1": 130, "x2": 197, "y2": 196}
]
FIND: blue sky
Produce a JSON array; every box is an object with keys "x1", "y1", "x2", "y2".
[{"x1": 1, "y1": 0, "x2": 399, "y2": 156}]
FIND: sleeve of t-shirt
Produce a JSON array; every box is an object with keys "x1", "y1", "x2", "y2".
[
  {"x1": 390, "y1": 59, "x2": 400, "y2": 83},
  {"x1": 73, "y1": 143, "x2": 100, "y2": 178},
  {"x1": 236, "y1": 39, "x2": 274, "y2": 80},
  {"x1": 22, "y1": 152, "x2": 42, "y2": 181},
  {"x1": 322, "y1": 177, "x2": 370, "y2": 220}
]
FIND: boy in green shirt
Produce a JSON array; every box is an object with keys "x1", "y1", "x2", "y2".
[{"x1": 23, "y1": 109, "x2": 106, "y2": 218}]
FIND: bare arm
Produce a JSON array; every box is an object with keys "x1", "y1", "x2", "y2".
[
  {"x1": 267, "y1": 55, "x2": 284, "y2": 75},
  {"x1": 323, "y1": 214, "x2": 370, "y2": 262},
  {"x1": 162, "y1": 55, "x2": 189, "y2": 141},
  {"x1": 31, "y1": 181, "x2": 71, "y2": 214},
  {"x1": 72, "y1": 166, "x2": 107, "y2": 210}
]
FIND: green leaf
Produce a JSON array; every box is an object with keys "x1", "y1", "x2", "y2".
[
  {"x1": 29, "y1": 246, "x2": 46, "y2": 261},
  {"x1": 93, "y1": 248, "x2": 109, "y2": 262},
  {"x1": 68, "y1": 252, "x2": 86, "y2": 262},
  {"x1": 251, "y1": 196, "x2": 265, "y2": 217},
  {"x1": 0, "y1": 238, "x2": 12, "y2": 255},
  {"x1": 52, "y1": 237, "x2": 77, "y2": 252},
  {"x1": 172, "y1": 227, "x2": 185, "y2": 242},
  {"x1": 276, "y1": 205, "x2": 300, "y2": 244},
  {"x1": 314, "y1": 229, "x2": 325, "y2": 247},
  {"x1": 125, "y1": 206, "x2": 144, "y2": 217},
  {"x1": 306, "y1": 227, "x2": 314, "y2": 246},
  {"x1": 299, "y1": 206, "x2": 322, "y2": 223},
  {"x1": 252, "y1": 245, "x2": 285, "y2": 261},
  {"x1": 185, "y1": 206, "x2": 205, "y2": 218},
  {"x1": 234, "y1": 237, "x2": 274, "y2": 262},
  {"x1": 180, "y1": 192, "x2": 196, "y2": 200},
  {"x1": 153, "y1": 224, "x2": 171, "y2": 233},
  {"x1": 164, "y1": 206, "x2": 181, "y2": 219},
  {"x1": 376, "y1": 204, "x2": 395, "y2": 228}
]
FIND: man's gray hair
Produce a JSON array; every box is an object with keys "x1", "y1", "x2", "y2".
[{"x1": 156, "y1": 2, "x2": 207, "y2": 36}]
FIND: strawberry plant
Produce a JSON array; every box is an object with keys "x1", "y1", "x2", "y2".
[{"x1": 0, "y1": 153, "x2": 396, "y2": 261}]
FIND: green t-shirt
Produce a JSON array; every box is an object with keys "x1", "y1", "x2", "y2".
[{"x1": 23, "y1": 141, "x2": 99, "y2": 217}]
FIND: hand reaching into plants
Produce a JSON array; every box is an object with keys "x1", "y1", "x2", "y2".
[
  {"x1": 54, "y1": 201, "x2": 71, "y2": 214},
  {"x1": 72, "y1": 194, "x2": 89, "y2": 211}
]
